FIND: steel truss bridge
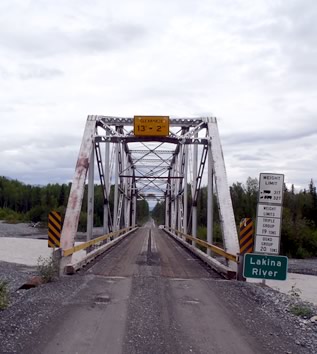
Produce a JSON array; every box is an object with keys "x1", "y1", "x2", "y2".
[{"x1": 60, "y1": 116, "x2": 240, "y2": 273}]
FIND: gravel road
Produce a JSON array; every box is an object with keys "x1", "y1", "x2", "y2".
[{"x1": 0, "y1": 226, "x2": 316, "y2": 353}]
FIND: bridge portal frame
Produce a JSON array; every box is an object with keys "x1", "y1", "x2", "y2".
[{"x1": 60, "y1": 115, "x2": 239, "y2": 270}]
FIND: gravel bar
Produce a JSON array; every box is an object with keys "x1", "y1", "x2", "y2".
[{"x1": 0, "y1": 261, "x2": 316, "y2": 353}]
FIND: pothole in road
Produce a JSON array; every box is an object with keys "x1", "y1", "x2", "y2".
[
  {"x1": 183, "y1": 300, "x2": 200, "y2": 305},
  {"x1": 181, "y1": 296, "x2": 201, "y2": 305},
  {"x1": 94, "y1": 294, "x2": 111, "y2": 304}
]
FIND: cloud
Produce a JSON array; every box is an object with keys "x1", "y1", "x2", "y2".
[
  {"x1": 0, "y1": 134, "x2": 81, "y2": 185},
  {"x1": 18, "y1": 65, "x2": 63, "y2": 80},
  {"x1": 223, "y1": 126, "x2": 317, "y2": 146},
  {"x1": 0, "y1": 23, "x2": 147, "y2": 58},
  {"x1": 0, "y1": 0, "x2": 316, "y2": 192},
  {"x1": 233, "y1": 154, "x2": 269, "y2": 162}
]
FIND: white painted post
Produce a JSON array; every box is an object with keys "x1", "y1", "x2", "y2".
[
  {"x1": 132, "y1": 192, "x2": 137, "y2": 227},
  {"x1": 125, "y1": 162, "x2": 131, "y2": 228},
  {"x1": 113, "y1": 143, "x2": 119, "y2": 231},
  {"x1": 183, "y1": 145, "x2": 188, "y2": 235},
  {"x1": 122, "y1": 152, "x2": 127, "y2": 228},
  {"x1": 171, "y1": 162, "x2": 176, "y2": 230},
  {"x1": 192, "y1": 140, "x2": 198, "y2": 247},
  {"x1": 87, "y1": 145, "x2": 94, "y2": 241},
  {"x1": 206, "y1": 117, "x2": 240, "y2": 269},
  {"x1": 174, "y1": 155, "x2": 178, "y2": 231},
  {"x1": 103, "y1": 130, "x2": 110, "y2": 234},
  {"x1": 165, "y1": 185, "x2": 170, "y2": 228},
  {"x1": 207, "y1": 140, "x2": 214, "y2": 256}
]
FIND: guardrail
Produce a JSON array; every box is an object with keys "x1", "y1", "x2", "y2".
[
  {"x1": 60, "y1": 226, "x2": 138, "y2": 274},
  {"x1": 63, "y1": 226, "x2": 137, "y2": 257},
  {"x1": 163, "y1": 227, "x2": 237, "y2": 279},
  {"x1": 166, "y1": 227, "x2": 237, "y2": 263}
]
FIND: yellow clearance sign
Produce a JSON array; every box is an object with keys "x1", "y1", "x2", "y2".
[{"x1": 134, "y1": 116, "x2": 169, "y2": 137}]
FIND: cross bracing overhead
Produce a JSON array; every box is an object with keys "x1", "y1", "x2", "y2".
[{"x1": 60, "y1": 115, "x2": 240, "y2": 269}]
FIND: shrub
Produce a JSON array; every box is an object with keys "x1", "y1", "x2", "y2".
[
  {"x1": 26, "y1": 206, "x2": 48, "y2": 223},
  {"x1": 290, "y1": 304, "x2": 313, "y2": 318},
  {"x1": 78, "y1": 212, "x2": 87, "y2": 232},
  {"x1": 197, "y1": 225, "x2": 223, "y2": 245},
  {"x1": 37, "y1": 256, "x2": 59, "y2": 283},
  {"x1": 288, "y1": 284, "x2": 301, "y2": 298},
  {"x1": 0, "y1": 281, "x2": 9, "y2": 310},
  {"x1": 0, "y1": 208, "x2": 25, "y2": 223}
]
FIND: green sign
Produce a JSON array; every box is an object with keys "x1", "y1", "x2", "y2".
[{"x1": 243, "y1": 253, "x2": 288, "y2": 280}]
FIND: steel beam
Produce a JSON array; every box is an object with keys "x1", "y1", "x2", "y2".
[
  {"x1": 103, "y1": 130, "x2": 110, "y2": 234},
  {"x1": 113, "y1": 142, "x2": 119, "y2": 231},
  {"x1": 183, "y1": 144, "x2": 188, "y2": 234},
  {"x1": 87, "y1": 146, "x2": 94, "y2": 241},
  {"x1": 205, "y1": 117, "x2": 239, "y2": 266},
  {"x1": 207, "y1": 140, "x2": 214, "y2": 256},
  {"x1": 192, "y1": 136, "x2": 198, "y2": 246},
  {"x1": 98, "y1": 116, "x2": 205, "y2": 127},
  {"x1": 61, "y1": 116, "x2": 97, "y2": 252}
]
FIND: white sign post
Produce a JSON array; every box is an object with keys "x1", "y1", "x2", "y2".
[{"x1": 255, "y1": 173, "x2": 284, "y2": 255}]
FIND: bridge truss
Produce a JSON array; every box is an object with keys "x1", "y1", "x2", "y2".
[{"x1": 60, "y1": 116, "x2": 239, "y2": 266}]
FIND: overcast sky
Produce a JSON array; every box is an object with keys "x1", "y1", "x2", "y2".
[{"x1": 0, "y1": 0, "x2": 316, "y2": 191}]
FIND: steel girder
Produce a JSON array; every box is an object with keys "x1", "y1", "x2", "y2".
[{"x1": 61, "y1": 115, "x2": 239, "y2": 270}]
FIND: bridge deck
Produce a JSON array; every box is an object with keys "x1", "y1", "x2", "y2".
[
  {"x1": 87, "y1": 224, "x2": 217, "y2": 279},
  {"x1": 27, "y1": 225, "x2": 266, "y2": 354}
]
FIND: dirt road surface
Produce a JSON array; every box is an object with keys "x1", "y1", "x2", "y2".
[{"x1": 14, "y1": 225, "x2": 310, "y2": 354}]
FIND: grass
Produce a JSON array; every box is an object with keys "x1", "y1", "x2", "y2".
[
  {"x1": 0, "y1": 281, "x2": 9, "y2": 310},
  {"x1": 0, "y1": 208, "x2": 26, "y2": 223},
  {"x1": 289, "y1": 304, "x2": 313, "y2": 318},
  {"x1": 37, "y1": 256, "x2": 59, "y2": 283}
]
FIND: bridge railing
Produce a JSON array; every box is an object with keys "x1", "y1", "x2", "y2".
[
  {"x1": 63, "y1": 226, "x2": 138, "y2": 257},
  {"x1": 165, "y1": 227, "x2": 237, "y2": 262},
  {"x1": 58, "y1": 226, "x2": 138, "y2": 275},
  {"x1": 163, "y1": 226, "x2": 238, "y2": 279}
]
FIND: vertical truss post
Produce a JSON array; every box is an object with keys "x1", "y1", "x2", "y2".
[
  {"x1": 173, "y1": 155, "x2": 178, "y2": 230},
  {"x1": 171, "y1": 160, "x2": 176, "y2": 230},
  {"x1": 103, "y1": 130, "x2": 110, "y2": 234},
  {"x1": 127, "y1": 163, "x2": 132, "y2": 227},
  {"x1": 122, "y1": 151, "x2": 127, "y2": 227},
  {"x1": 116, "y1": 140, "x2": 124, "y2": 229},
  {"x1": 205, "y1": 118, "x2": 239, "y2": 266},
  {"x1": 165, "y1": 180, "x2": 170, "y2": 228},
  {"x1": 131, "y1": 167, "x2": 136, "y2": 227},
  {"x1": 207, "y1": 140, "x2": 214, "y2": 256},
  {"x1": 60, "y1": 116, "x2": 97, "y2": 273},
  {"x1": 87, "y1": 145, "x2": 95, "y2": 241},
  {"x1": 170, "y1": 166, "x2": 174, "y2": 229},
  {"x1": 113, "y1": 141, "x2": 119, "y2": 231},
  {"x1": 176, "y1": 154, "x2": 179, "y2": 230},
  {"x1": 192, "y1": 138, "x2": 198, "y2": 246},
  {"x1": 128, "y1": 163, "x2": 133, "y2": 227},
  {"x1": 132, "y1": 188, "x2": 137, "y2": 227},
  {"x1": 177, "y1": 150, "x2": 182, "y2": 232},
  {"x1": 125, "y1": 160, "x2": 131, "y2": 228},
  {"x1": 183, "y1": 144, "x2": 188, "y2": 234}
]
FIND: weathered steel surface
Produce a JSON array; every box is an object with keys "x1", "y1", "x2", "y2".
[
  {"x1": 206, "y1": 117, "x2": 240, "y2": 266},
  {"x1": 98, "y1": 116, "x2": 205, "y2": 127},
  {"x1": 60, "y1": 116, "x2": 97, "y2": 250}
]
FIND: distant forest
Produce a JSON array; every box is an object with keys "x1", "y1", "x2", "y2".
[
  {"x1": 151, "y1": 177, "x2": 317, "y2": 258},
  {"x1": 0, "y1": 176, "x2": 149, "y2": 231},
  {"x1": 1, "y1": 176, "x2": 317, "y2": 258}
]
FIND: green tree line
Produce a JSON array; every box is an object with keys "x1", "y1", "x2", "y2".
[
  {"x1": 152, "y1": 177, "x2": 317, "y2": 258},
  {"x1": 0, "y1": 176, "x2": 149, "y2": 230}
]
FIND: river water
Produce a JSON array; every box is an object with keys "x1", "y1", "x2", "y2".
[
  {"x1": 0, "y1": 226, "x2": 316, "y2": 305},
  {"x1": 0, "y1": 237, "x2": 85, "y2": 266},
  {"x1": 248, "y1": 274, "x2": 317, "y2": 305}
]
